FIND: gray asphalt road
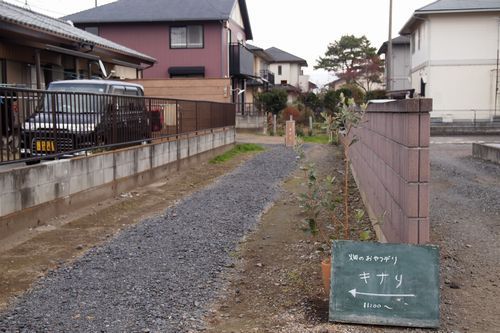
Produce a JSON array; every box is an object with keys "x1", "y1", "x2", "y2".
[{"x1": 0, "y1": 145, "x2": 298, "y2": 333}]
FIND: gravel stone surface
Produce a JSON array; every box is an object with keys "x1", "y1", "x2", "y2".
[
  {"x1": 430, "y1": 143, "x2": 500, "y2": 332},
  {"x1": 0, "y1": 145, "x2": 298, "y2": 333}
]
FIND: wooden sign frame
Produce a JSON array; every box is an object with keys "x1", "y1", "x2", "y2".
[{"x1": 329, "y1": 240, "x2": 440, "y2": 328}]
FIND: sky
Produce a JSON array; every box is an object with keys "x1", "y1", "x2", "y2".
[{"x1": 4, "y1": 0, "x2": 432, "y2": 86}]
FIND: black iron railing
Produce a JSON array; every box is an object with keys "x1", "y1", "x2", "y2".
[
  {"x1": 235, "y1": 103, "x2": 264, "y2": 116},
  {"x1": 260, "y1": 69, "x2": 275, "y2": 85},
  {"x1": 0, "y1": 88, "x2": 235, "y2": 164}
]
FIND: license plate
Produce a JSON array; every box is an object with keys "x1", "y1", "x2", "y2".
[{"x1": 35, "y1": 140, "x2": 55, "y2": 152}]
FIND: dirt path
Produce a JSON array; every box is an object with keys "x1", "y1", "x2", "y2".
[
  {"x1": 430, "y1": 142, "x2": 500, "y2": 332},
  {"x1": 203, "y1": 143, "x2": 382, "y2": 333}
]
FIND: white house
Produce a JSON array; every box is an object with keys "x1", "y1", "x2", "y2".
[
  {"x1": 265, "y1": 47, "x2": 308, "y2": 102},
  {"x1": 378, "y1": 35, "x2": 412, "y2": 91},
  {"x1": 400, "y1": 0, "x2": 500, "y2": 122}
]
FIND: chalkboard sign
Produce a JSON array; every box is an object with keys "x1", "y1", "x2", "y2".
[{"x1": 329, "y1": 240, "x2": 440, "y2": 328}]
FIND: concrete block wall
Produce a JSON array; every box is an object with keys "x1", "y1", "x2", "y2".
[
  {"x1": 349, "y1": 99, "x2": 431, "y2": 244},
  {"x1": 236, "y1": 114, "x2": 266, "y2": 129},
  {"x1": 0, "y1": 128, "x2": 235, "y2": 220}
]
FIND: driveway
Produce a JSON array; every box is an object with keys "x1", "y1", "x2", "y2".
[{"x1": 430, "y1": 135, "x2": 500, "y2": 332}]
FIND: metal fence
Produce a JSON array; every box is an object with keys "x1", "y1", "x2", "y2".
[
  {"x1": 235, "y1": 103, "x2": 264, "y2": 116},
  {"x1": 0, "y1": 87, "x2": 235, "y2": 164}
]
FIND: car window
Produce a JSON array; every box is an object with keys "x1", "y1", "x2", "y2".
[
  {"x1": 111, "y1": 86, "x2": 126, "y2": 95},
  {"x1": 125, "y1": 87, "x2": 140, "y2": 96},
  {"x1": 48, "y1": 83, "x2": 106, "y2": 94}
]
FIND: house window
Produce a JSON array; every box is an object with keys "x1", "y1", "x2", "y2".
[
  {"x1": 170, "y1": 25, "x2": 203, "y2": 49},
  {"x1": 420, "y1": 78, "x2": 426, "y2": 97},
  {"x1": 278, "y1": 65, "x2": 282, "y2": 75},
  {"x1": 85, "y1": 26, "x2": 99, "y2": 36}
]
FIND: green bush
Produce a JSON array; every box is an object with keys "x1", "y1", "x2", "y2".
[
  {"x1": 255, "y1": 89, "x2": 288, "y2": 115},
  {"x1": 342, "y1": 84, "x2": 365, "y2": 105},
  {"x1": 366, "y1": 89, "x2": 387, "y2": 101}
]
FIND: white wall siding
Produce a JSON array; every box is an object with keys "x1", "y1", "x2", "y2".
[
  {"x1": 409, "y1": 12, "x2": 499, "y2": 121},
  {"x1": 392, "y1": 45, "x2": 411, "y2": 90},
  {"x1": 430, "y1": 13, "x2": 497, "y2": 61}
]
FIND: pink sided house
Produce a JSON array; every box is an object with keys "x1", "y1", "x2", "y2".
[{"x1": 64, "y1": 0, "x2": 255, "y2": 104}]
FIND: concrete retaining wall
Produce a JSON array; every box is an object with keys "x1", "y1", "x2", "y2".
[
  {"x1": 350, "y1": 99, "x2": 431, "y2": 244},
  {"x1": 431, "y1": 121, "x2": 500, "y2": 136},
  {"x1": 472, "y1": 143, "x2": 500, "y2": 165},
  {"x1": 236, "y1": 114, "x2": 266, "y2": 129},
  {"x1": 0, "y1": 128, "x2": 235, "y2": 235}
]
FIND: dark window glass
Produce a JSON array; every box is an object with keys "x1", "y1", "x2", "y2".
[
  {"x1": 85, "y1": 26, "x2": 99, "y2": 36},
  {"x1": 171, "y1": 25, "x2": 203, "y2": 49}
]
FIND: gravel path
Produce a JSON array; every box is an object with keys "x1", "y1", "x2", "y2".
[
  {"x1": 430, "y1": 143, "x2": 500, "y2": 332},
  {"x1": 0, "y1": 145, "x2": 297, "y2": 333}
]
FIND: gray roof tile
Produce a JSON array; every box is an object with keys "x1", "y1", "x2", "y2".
[
  {"x1": 0, "y1": 1, "x2": 155, "y2": 63},
  {"x1": 417, "y1": 0, "x2": 500, "y2": 12},
  {"x1": 400, "y1": 0, "x2": 500, "y2": 34},
  {"x1": 63, "y1": 0, "x2": 253, "y2": 39},
  {"x1": 265, "y1": 47, "x2": 308, "y2": 66}
]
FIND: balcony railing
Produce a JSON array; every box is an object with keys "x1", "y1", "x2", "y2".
[
  {"x1": 235, "y1": 103, "x2": 264, "y2": 116},
  {"x1": 260, "y1": 69, "x2": 275, "y2": 85},
  {"x1": 229, "y1": 43, "x2": 254, "y2": 77}
]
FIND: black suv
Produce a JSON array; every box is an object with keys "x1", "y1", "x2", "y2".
[{"x1": 21, "y1": 80, "x2": 150, "y2": 158}]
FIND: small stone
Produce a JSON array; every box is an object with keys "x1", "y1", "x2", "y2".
[
  {"x1": 465, "y1": 244, "x2": 472, "y2": 248},
  {"x1": 256, "y1": 263, "x2": 263, "y2": 267},
  {"x1": 449, "y1": 282, "x2": 460, "y2": 289},
  {"x1": 75, "y1": 245, "x2": 84, "y2": 250}
]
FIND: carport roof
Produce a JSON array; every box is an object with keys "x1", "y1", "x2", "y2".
[{"x1": 0, "y1": 1, "x2": 156, "y2": 64}]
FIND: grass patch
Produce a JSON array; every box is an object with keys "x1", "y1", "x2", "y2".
[
  {"x1": 301, "y1": 135, "x2": 330, "y2": 144},
  {"x1": 210, "y1": 143, "x2": 265, "y2": 164}
]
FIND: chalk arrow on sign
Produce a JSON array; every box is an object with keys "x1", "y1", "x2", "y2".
[{"x1": 348, "y1": 289, "x2": 416, "y2": 298}]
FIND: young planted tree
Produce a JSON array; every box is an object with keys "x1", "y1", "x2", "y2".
[
  {"x1": 324, "y1": 94, "x2": 365, "y2": 239},
  {"x1": 315, "y1": 35, "x2": 384, "y2": 93}
]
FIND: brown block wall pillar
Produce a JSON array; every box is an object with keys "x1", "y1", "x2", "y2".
[{"x1": 350, "y1": 99, "x2": 431, "y2": 244}]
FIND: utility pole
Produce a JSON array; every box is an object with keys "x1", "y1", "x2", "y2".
[
  {"x1": 95, "y1": 0, "x2": 98, "y2": 7},
  {"x1": 386, "y1": 0, "x2": 393, "y2": 92}
]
